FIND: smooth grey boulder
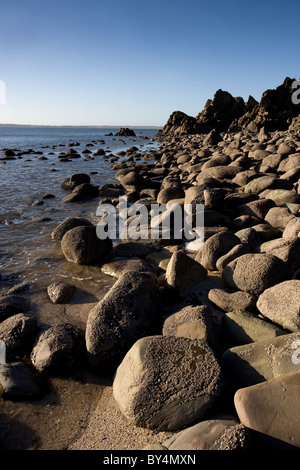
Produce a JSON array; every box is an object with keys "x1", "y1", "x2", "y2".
[
  {"x1": 221, "y1": 332, "x2": 300, "y2": 387},
  {"x1": 0, "y1": 295, "x2": 30, "y2": 323},
  {"x1": 222, "y1": 309, "x2": 286, "y2": 346},
  {"x1": 113, "y1": 335, "x2": 223, "y2": 431},
  {"x1": 257, "y1": 280, "x2": 300, "y2": 332},
  {"x1": 85, "y1": 271, "x2": 160, "y2": 369}
]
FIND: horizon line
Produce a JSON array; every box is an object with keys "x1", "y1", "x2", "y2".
[{"x1": 0, "y1": 123, "x2": 163, "y2": 129}]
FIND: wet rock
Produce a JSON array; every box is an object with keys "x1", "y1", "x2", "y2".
[
  {"x1": 0, "y1": 312, "x2": 37, "y2": 359},
  {"x1": 0, "y1": 362, "x2": 40, "y2": 398},
  {"x1": 115, "y1": 128, "x2": 136, "y2": 137},
  {"x1": 222, "y1": 253, "x2": 287, "y2": 296},
  {"x1": 85, "y1": 271, "x2": 160, "y2": 369},
  {"x1": 257, "y1": 280, "x2": 300, "y2": 332},
  {"x1": 30, "y1": 323, "x2": 85, "y2": 375},
  {"x1": 61, "y1": 173, "x2": 90, "y2": 191},
  {"x1": 51, "y1": 217, "x2": 94, "y2": 241},
  {"x1": 100, "y1": 258, "x2": 156, "y2": 278},
  {"x1": 61, "y1": 225, "x2": 112, "y2": 265},
  {"x1": 234, "y1": 372, "x2": 300, "y2": 449},
  {"x1": 0, "y1": 295, "x2": 30, "y2": 323},
  {"x1": 113, "y1": 335, "x2": 223, "y2": 431},
  {"x1": 47, "y1": 282, "x2": 76, "y2": 304}
]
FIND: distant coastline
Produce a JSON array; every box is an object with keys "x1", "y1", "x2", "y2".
[{"x1": 0, "y1": 123, "x2": 162, "y2": 129}]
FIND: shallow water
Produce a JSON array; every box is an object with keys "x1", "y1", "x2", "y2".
[
  {"x1": 0, "y1": 126, "x2": 160, "y2": 450},
  {"x1": 0, "y1": 126, "x2": 159, "y2": 297}
]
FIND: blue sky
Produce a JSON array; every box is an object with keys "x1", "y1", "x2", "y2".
[{"x1": 0, "y1": 0, "x2": 299, "y2": 127}]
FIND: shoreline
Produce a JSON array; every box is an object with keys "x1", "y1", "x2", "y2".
[{"x1": 0, "y1": 125, "x2": 300, "y2": 451}]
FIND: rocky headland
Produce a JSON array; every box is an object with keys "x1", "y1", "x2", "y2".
[{"x1": 1, "y1": 78, "x2": 300, "y2": 451}]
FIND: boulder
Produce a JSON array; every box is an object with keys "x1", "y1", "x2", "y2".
[
  {"x1": 196, "y1": 231, "x2": 241, "y2": 271},
  {"x1": 47, "y1": 282, "x2": 76, "y2": 304},
  {"x1": 160, "y1": 111, "x2": 203, "y2": 136},
  {"x1": 282, "y1": 217, "x2": 300, "y2": 240},
  {"x1": 115, "y1": 128, "x2": 136, "y2": 137},
  {"x1": 165, "y1": 250, "x2": 207, "y2": 298},
  {"x1": 221, "y1": 332, "x2": 300, "y2": 387},
  {"x1": 208, "y1": 289, "x2": 256, "y2": 313},
  {"x1": 0, "y1": 295, "x2": 30, "y2": 323},
  {"x1": 61, "y1": 225, "x2": 112, "y2": 265},
  {"x1": 222, "y1": 309, "x2": 286, "y2": 346},
  {"x1": 0, "y1": 362, "x2": 40, "y2": 398},
  {"x1": 161, "y1": 419, "x2": 252, "y2": 450},
  {"x1": 222, "y1": 253, "x2": 287, "y2": 296},
  {"x1": 51, "y1": 217, "x2": 94, "y2": 241},
  {"x1": 258, "y1": 237, "x2": 300, "y2": 275},
  {"x1": 234, "y1": 372, "x2": 300, "y2": 449},
  {"x1": 85, "y1": 271, "x2": 160, "y2": 369},
  {"x1": 30, "y1": 323, "x2": 85, "y2": 375},
  {"x1": 113, "y1": 335, "x2": 223, "y2": 431},
  {"x1": 0, "y1": 313, "x2": 37, "y2": 360},
  {"x1": 162, "y1": 304, "x2": 216, "y2": 348},
  {"x1": 61, "y1": 173, "x2": 90, "y2": 191},
  {"x1": 264, "y1": 206, "x2": 296, "y2": 229},
  {"x1": 257, "y1": 280, "x2": 300, "y2": 332}
]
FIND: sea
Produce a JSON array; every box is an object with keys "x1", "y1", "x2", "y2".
[
  {"x1": 0, "y1": 125, "x2": 160, "y2": 298},
  {"x1": 0, "y1": 125, "x2": 164, "y2": 449}
]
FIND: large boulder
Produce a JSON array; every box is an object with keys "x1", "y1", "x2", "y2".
[
  {"x1": 85, "y1": 271, "x2": 160, "y2": 369},
  {"x1": 221, "y1": 332, "x2": 300, "y2": 387},
  {"x1": 113, "y1": 335, "x2": 223, "y2": 431},
  {"x1": 257, "y1": 280, "x2": 300, "y2": 332},
  {"x1": 61, "y1": 225, "x2": 112, "y2": 265},
  {"x1": 51, "y1": 217, "x2": 94, "y2": 241},
  {"x1": 234, "y1": 372, "x2": 300, "y2": 449},
  {"x1": 222, "y1": 253, "x2": 287, "y2": 296}
]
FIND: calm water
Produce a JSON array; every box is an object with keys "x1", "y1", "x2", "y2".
[{"x1": 0, "y1": 125, "x2": 160, "y2": 298}]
